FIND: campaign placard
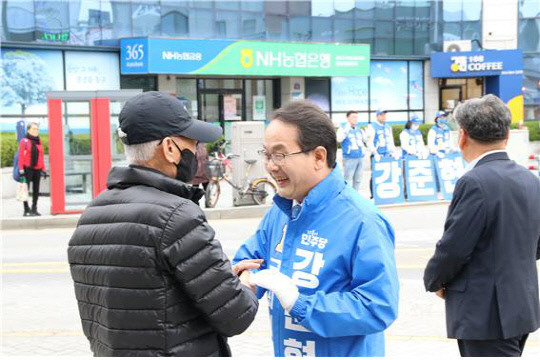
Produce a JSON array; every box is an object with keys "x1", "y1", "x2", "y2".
[
  {"x1": 372, "y1": 157, "x2": 405, "y2": 205},
  {"x1": 404, "y1": 155, "x2": 439, "y2": 202},
  {"x1": 434, "y1": 152, "x2": 466, "y2": 200}
]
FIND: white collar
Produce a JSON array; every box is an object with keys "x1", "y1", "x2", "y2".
[{"x1": 464, "y1": 149, "x2": 507, "y2": 172}]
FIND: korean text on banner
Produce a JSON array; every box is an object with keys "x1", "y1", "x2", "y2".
[
  {"x1": 433, "y1": 152, "x2": 466, "y2": 200},
  {"x1": 404, "y1": 155, "x2": 439, "y2": 202},
  {"x1": 372, "y1": 156, "x2": 405, "y2": 205}
]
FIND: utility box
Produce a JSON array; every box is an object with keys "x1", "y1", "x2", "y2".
[{"x1": 231, "y1": 121, "x2": 265, "y2": 206}]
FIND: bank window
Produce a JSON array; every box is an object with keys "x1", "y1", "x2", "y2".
[
  {"x1": 331, "y1": 77, "x2": 368, "y2": 112},
  {"x1": 312, "y1": 17, "x2": 333, "y2": 42},
  {"x1": 245, "y1": 79, "x2": 273, "y2": 122},
  {"x1": 370, "y1": 61, "x2": 408, "y2": 111},
  {"x1": 290, "y1": 16, "x2": 311, "y2": 41},
  {"x1": 409, "y1": 61, "x2": 424, "y2": 110},
  {"x1": 266, "y1": 15, "x2": 288, "y2": 40},
  {"x1": 306, "y1": 78, "x2": 330, "y2": 113},
  {"x1": 354, "y1": 19, "x2": 374, "y2": 46},
  {"x1": 189, "y1": 8, "x2": 214, "y2": 39},
  {"x1": 3, "y1": 0, "x2": 35, "y2": 42},
  {"x1": 334, "y1": 18, "x2": 354, "y2": 43},
  {"x1": 34, "y1": 0, "x2": 70, "y2": 43},
  {"x1": 242, "y1": 13, "x2": 265, "y2": 40},
  {"x1": 355, "y1": 1, "x2": 375, "y2": 20},
  {"x1": 216, "y1": 11, "x2": 241, "y2": 39},
  {"x1": 374, "y1": 21, "x2": 394, "y2": 55},
  {"x1": 120, "y1": 75, "x2": 157, "y2": 92},
  {"x1": 176, "y1": 79, "x2": 198, "y2": 119},
  {"x1": 395, "y1": 27, "x2": 413, "y2": 56},
  {"x1": 109, "y1": 1, "x2": 132, "y2": 42},
  {"x1": 161, "y1": 4, "x2": 189, "y2": 37},
  {"x1": 132, "y1": 1, "x2": 161, "y2": 37}
]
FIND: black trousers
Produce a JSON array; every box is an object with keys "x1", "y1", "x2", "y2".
[
  {"x1": 23, "y1": 168, "x2": 41, "y2": 210},
  {"x1": 457, "y1": 334, "x2": 529, "y2": 357}
]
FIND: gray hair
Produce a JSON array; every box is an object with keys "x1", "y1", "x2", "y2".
[
  {"x1": 123, "y1": 140, "x2": 160, "y2": 165},
  {"x1": 453, "y1": 94, "x2": 511, "y2": 142}
]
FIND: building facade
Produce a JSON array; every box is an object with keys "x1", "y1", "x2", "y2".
[{"x1": 1, "y1": 0, "x2": 538, "y2": 134}]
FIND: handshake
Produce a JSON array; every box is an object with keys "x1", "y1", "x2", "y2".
[{"x1": 233, "y1": 260, "x2": 299, "y2": 312}]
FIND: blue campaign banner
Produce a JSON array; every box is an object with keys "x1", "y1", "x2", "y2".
[
  {"x1": 430, "y1": 50, "x2": 522, "y2": 78},
  {"x1": 372, "y1": 157, "x2": 405, "y2": 205},
  {"x1": 404, "y1": 155, "x2": 438, "y2": 202},
  {"x1": 433, "y1": 152, "x2": 467, "y2": 200}
]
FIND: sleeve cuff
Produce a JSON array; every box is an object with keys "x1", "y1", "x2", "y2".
[{"x1": 289, "y1": 293, "x2": 308, "y2": 321}]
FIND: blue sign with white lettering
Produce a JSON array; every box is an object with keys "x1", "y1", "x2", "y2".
[
  {"x1": 372, "y1": 157, "x2": 405, "y2": 205},
  {"x1": 404, "y1": 155, "x2": 438, "y2": 202},
  {"x1": 434, "y1": 152, "x2": 467, "y2": 200},
  {"x1": 121, "y1": 38, "x2": 149, "y2": 74},
  {"x1": 430, "y1": 50, "x2": 522, "y2": 78}
]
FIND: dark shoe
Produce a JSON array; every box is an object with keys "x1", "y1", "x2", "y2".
[
  {"x1": 31, "y1": 206, "x2": 41, "y2": 216},
  {"x1": 23, "y1": 210, "x2": 32, "y2": 217}
]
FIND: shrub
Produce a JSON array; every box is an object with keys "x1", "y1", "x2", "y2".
[
  {"x1": 0, "y1": 133, "x2": 49, "y2": 167},
  {"x1": 510, "y1": 121, "x2": 540, "y2": 142}
]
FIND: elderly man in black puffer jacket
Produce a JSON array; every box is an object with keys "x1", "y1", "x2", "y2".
[{"x1": 68, "y1": 92, "x2": 259, "y2": 356}]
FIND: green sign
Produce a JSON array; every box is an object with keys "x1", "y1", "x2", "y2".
[
  {"x1": 198, "y1": 41, "x2": 371, "y2": 77},
  {"x1": 122, "y1": 38, "x2": 371, "y2": 77}
]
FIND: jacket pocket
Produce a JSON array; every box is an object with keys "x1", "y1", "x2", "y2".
[{"x1": 445, "y1": 276, "x2": 467, "y2": 292}]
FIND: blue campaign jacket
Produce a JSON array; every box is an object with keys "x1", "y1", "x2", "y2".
[
  {"x1": 234, "y1": 168, "x2": 399, "y2": 357},
  {"x1": 367, "y1": 121, "x2": 393, "y2": 156},
  {"x1": 428, "y1": 124, "x2": 451, "y2": 154},
  {"x1": 340, "y1": 125, "x2": 365, "y2": 159}
]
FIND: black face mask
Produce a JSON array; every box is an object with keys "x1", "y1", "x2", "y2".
[{"x1": 171, "y1": 140, "x2": 198, "y2": 183}]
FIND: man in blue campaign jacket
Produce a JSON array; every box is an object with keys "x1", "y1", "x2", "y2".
[
  {"x1": 234, "y1": 100, "x2": 399, "y2": 357},
  {"x1": 337, "y1": 110, "x2": 367, "y2": 191},
  {"x1": 366, "y1": 109, "x2": 398, "y2": 161}
]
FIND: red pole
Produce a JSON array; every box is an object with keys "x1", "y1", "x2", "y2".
[
  {"x1": 90, "y1": 98, "x2": 111, "y2": 197},
  {"x1": 47, "y1": 99, "x2": 65, "y2": 215}
]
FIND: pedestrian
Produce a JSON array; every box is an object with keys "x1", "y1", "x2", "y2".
[
  {"x1": 192, "y1": 142, "x2": 211, "y2": 196},
  {"x1": 234, "y1": 100, "x2": 399, "y2": 357},
  {"x1": 423, "y1": 94, "x2": 540, "y2": 357},
  {"x1": 428, "y1": 110, "x2": 454, "y2": 158},
  {"x1": 399, "y1": 116, "x2": 428, "y2": 158},
  {"x1": 67, "y1": 92, "x2": 259, "y2": 356},
  {"x1": 17, "y1": 122, "x2": 46, "y2": 216},
  {"x1": 336, "y1": 110, "x2": 367, "y2": 192}
]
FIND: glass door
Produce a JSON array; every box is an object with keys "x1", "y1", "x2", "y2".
[
  {"x1": 63, "y1": 101, "x2": 93, "y2": 211},
  {"x1": 200, "y1": 89, "x2": 243, "y2": 148},
  {"x1": 440, "y1": 86, "x2": 462, "y2": 113}
]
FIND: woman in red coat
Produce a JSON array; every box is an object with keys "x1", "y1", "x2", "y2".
[{"x1": 18, "y1": 122, "x2": 46, "y2": 216}]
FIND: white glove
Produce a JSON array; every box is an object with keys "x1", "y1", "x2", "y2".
[
  {"x1": 249, "y1": 269, "x2": 299, "y2": 312},
  {"x1": 436, "y1": 151, "x2": 445, "y2": 159},
  {"x1": 374, "y1": 153, "x2": 381, "y2": 162}
]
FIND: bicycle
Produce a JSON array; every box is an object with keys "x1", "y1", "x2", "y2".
[{"x1": 205, "y1": 154, "x2": 277, "y2": 208}]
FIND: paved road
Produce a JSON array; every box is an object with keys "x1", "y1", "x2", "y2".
[{"x1": 2, "y1": 213, "x2": 539, "y2": 357}]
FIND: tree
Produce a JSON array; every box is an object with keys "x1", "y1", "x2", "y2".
[{"x1": 1, "y1": 50, "x2": 54, "y2": 115}]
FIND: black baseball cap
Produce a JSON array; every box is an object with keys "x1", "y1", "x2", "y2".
[{"x1": 118, "y1": 91, "x2": 222, "y2": 145}]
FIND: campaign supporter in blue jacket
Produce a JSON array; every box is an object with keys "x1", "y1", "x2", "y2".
[
  {"x1": 234, "y1": 101, "x2": 399, "y2": 357},
  {"x1": 428, "y1": 111, "x2": 454, "y2": 158},
  {"x1": 337, "y1": 110, "x2": 367, "y2": 191}
]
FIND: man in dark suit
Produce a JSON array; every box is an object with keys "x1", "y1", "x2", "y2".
[{"x1": 424, "y1": 94, "x2": 540, "y2": 357}]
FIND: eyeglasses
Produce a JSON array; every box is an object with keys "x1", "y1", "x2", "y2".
[{"x1": 257, "y1": 149, "x2": 312, "y2": 166}]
